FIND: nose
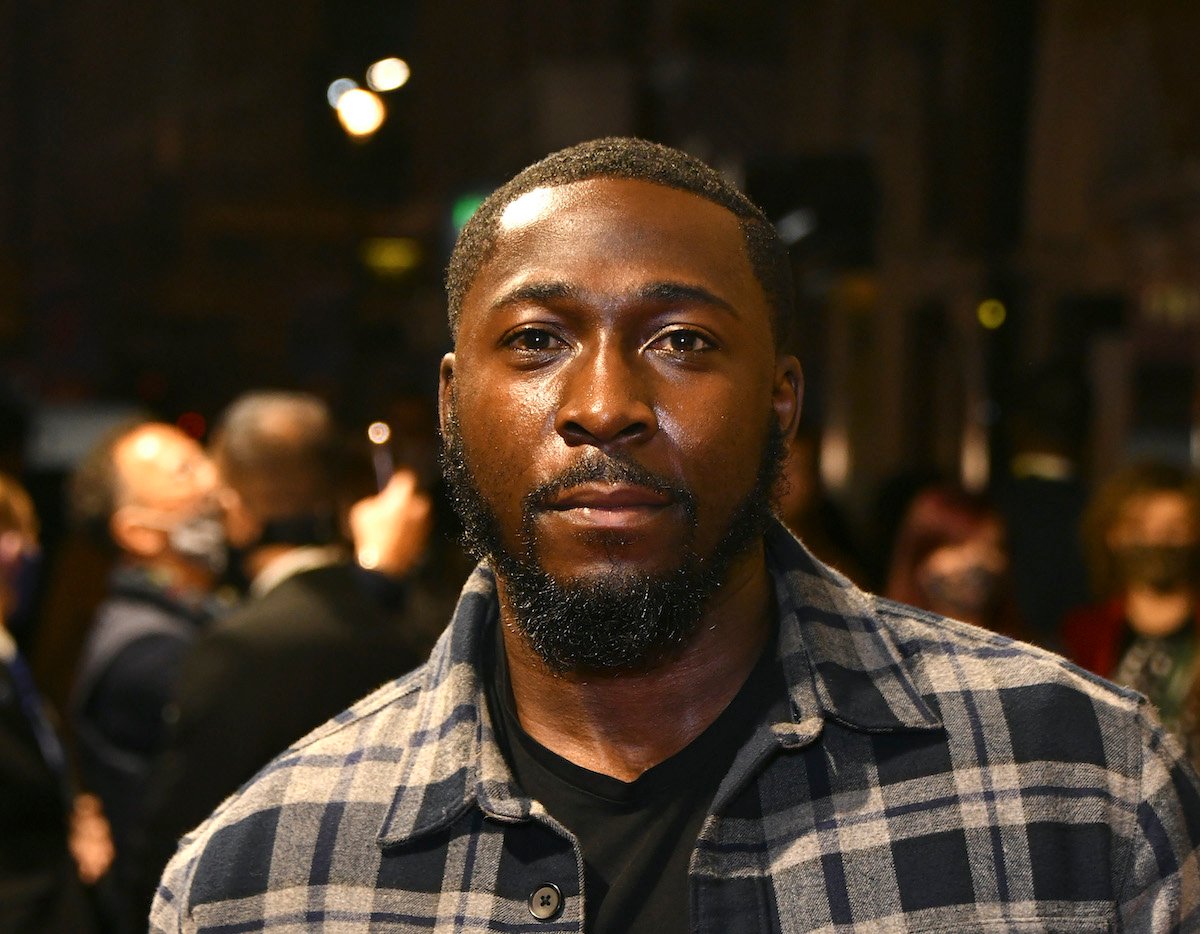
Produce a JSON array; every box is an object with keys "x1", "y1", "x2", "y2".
[{"x1": 554, "y1": 343, "x2": 657, "y2": 448}]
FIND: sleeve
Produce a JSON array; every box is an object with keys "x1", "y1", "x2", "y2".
[
  {"x1": 133, "y1": 626, "x2": 259, "y2": 928},
  {"x1": 1115, "y1": 701, "x2": 1200, "y2": 931},
  {"x1": 85, "y1": 633, "x2": 190, "y2": 754},
  {"x1": 148, "y1": 853, "x2": 191, "y2": 934}
]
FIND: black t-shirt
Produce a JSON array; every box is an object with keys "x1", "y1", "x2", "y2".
[{"x1": 486, "y1": 623, "x2": 783, "y2": 933}]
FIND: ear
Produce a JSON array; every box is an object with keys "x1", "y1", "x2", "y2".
[
  {"x1": 438, "y1": 352, "x2": 456, "y2": 438},
  {"x1": 110, "y1": 507, "x2": 168, "y2": 559},
  {"x1": 772, "y1": 354, "x2": 804, "y2": 440},
  {"x1": 219, "y1": 486, "x2": 260, "y2": 550}
]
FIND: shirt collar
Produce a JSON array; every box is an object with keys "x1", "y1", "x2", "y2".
[
  {"x1": 377, "y1": 521, "x2": 941, "y2": 848},
  {"x1": 763, "y1": 522, "x2": 941, "y2": 735},
  {"x1": 250, "y1": 545, "x2": 346, "y2": 598},
  {"x1": 0, "y1": 626, "x2": 15, "y2": 663}
]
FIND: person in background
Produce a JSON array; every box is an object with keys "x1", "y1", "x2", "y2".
[
  {"x1": 68, "y1": 421, "x2": 228, "y2": 908},
  {"x1": 775, "y1": 426, "x2": 866, "y2": 585},
  {"x1": 997, "y1": 364, "x2": 1091, "y2": 649},
  {"x1": 0, "y1": 388, "x2": 41, "y2": 652},
  {"x1": 134, "y1": 391, "x2": 433, "y2": 921},
  {"x1": 885, "y1": 483, "x2": 1024, "y2": 639},
  {"x1": 1, "y1": 471, "x2": 113, "y2": 933},
  {"x1": 1063, "y1": 462, "x2": 1200, "y2": 749}
]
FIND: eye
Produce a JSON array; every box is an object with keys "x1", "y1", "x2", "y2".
[
  {"x1": 502, "y1": 326, "x2": 567, "y2": 357},
  {"x1": 647, "y1": 328, "x2": 716, "y2": 355}
]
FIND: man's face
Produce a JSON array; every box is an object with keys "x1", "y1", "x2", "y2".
[
  {"x1": 112, "y1": 424, "x2": 223, "y2": 566},
  {"x1": 116, "y1": 425, "x2": 217, "y2": 518},
  {"x1": 440, "y1": 178, "x2": 801, "y2": 668}
]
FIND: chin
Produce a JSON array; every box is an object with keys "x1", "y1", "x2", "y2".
[{"x1": 535, "y1": 545, "x2": 686, "y2": 584}]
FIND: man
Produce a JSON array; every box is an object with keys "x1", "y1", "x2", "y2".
[
  {"x1": 153, "y1": 138, "x2": 1200, "y2": 932},
  {"x1": 71, "y1": 422, "x2": 227, "y2": 885},
  {"x1": 136, "y1": 392, "x2": 431, "y2": 911}
]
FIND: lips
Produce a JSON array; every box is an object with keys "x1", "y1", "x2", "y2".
[
  {"x1": 548, "y1": 483, "x2": 671, "y2": 509},
  {"x1": 544, "y1": 482, "x2": 674, "y2": 529}
]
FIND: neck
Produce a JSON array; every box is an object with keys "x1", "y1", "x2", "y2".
[
  {"x1": 1125, "y1": 585, "x2": 1195, "y2": 637},
  {"x1": 125, "y1": 554, "x2": 213, "y2": 594},
  {"x1": 498, "y1": 545, "x2": 775, "y2": 782}
]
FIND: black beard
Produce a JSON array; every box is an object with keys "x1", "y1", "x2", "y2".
[{"x1": 440, "y1": 403, "x2": 786, "y2": 672}]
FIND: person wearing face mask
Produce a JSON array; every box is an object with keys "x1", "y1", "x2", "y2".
[
  {"x1": 885, "y1": 483, "x2": 1025, "y2": 639},
  {"x1": 131, "y1": 391, "x2": 434, "y2": 925},
  {"x1": 68, "y1": 421, "x2": 231, "y2": 924},
  {"x1": 1, "y1": 471, "x2": 114, "y2": 932},
  {"x1": 1063, "y1": 462, "x2": 1200, "y2": 746}
]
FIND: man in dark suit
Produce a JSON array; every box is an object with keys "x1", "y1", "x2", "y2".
[{"x1": 133, "y1": 391, "x2": 431, "y2": 918}]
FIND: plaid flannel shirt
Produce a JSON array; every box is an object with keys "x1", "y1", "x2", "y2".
[{"x1": 151, "y1": 523, "x2": 1200, "y2": 932}]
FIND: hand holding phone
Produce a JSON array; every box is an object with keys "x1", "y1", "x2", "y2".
[{"x1": 350, "y1": 468, "x2": 432, "y2": 577}]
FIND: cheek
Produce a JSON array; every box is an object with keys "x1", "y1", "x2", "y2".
[
  {"x1": 659, "y1": 363, "x2": 773, "y2": 457},
  {"x1": 658, "y1": 393, "x2": 770, "y2": 520},
  {"x1": 454, "y1": 376, "x2": 556, "y2": 499}
]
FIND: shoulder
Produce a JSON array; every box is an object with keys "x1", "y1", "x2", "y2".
[
  {"x1": 874, "y1": 594, "x2": 1140, "y2": 710},
  {"x1": 868, "y1": 594, "x2": 1165, "y2": 783},
  {"x1": 217, "y1": 565, "x2": 376, "y2": 635},
  {"x1": 89, "y1": 591, "x2": 195, "y2": 643},
  {"x1": 868, "y1": 597, "x2": 1200, "y2": 834},
  {"x1": 772, "y1": 524, "x2": 1145, "y2": 754},
  {"x1": 77, "y1": 596, "x2": 197, "y2": 693},
  {"x1": 152, "y1": 663, "x2": 430, "y2": 921},
  {"x1": 192, "y1": 580, "x2": 309, "y2": 649}
]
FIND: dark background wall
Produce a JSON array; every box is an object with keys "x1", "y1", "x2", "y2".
[{"x1": 4, "y1": 0, "x2": 1200, "y2": 530}]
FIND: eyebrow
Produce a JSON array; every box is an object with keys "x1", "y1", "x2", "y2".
[
  {"x1": 490, "y1": 282, "x2": 578, "y2": 309},
  {"x1": 635, "y1": 282, "x2": 737, "y2": 315},
  {"x1": 490, "y1": 280, "x2": 737, "y2": 316}
]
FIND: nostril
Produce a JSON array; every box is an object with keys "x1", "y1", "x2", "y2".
[
  {"x1": 553, "y1": 350, "x2": 657, "y2": 445},
  {"x1": 558, "y1": 420, "x2": 592, "y2": 447}
]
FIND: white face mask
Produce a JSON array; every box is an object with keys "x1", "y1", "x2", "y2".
[
  {"x1": 166, "y1": 512, "x2": 229, "y2": 575},
  {"x1": 129, "y1": 504, "x2": 229, "y2": 576}
]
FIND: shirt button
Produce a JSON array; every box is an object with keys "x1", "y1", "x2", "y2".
[{"x1": 528, "y1": 883, "x2": 563, "y2": 920}]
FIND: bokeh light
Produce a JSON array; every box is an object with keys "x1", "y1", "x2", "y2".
[
  {"x1": 326, "y1": 77, "x2": 358, "y2": 108},
  {"x1": 361, "y1": 238, "x2": 422, "y2": 277},
  {"x1": 367, "y1": 421, "x2": 391, "y2": 445},
  {"x1": 452, "y1": 192, "x2": 488, "y2": 231},
  {"x1": 977, "y1": 298, "x2": 1007, "y2": 330},
  {"x1": 366, "y1": 57, "x2": 410, "y2": 92},
  {"x1": 336, "y1": 88, "x2": 386, "y2": 138}
]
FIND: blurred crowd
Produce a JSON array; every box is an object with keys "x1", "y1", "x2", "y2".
[
  {"x1": 5, "y1": 374, "x2": 1200, "y2": 930},
  {"x1": 0, "y1": 390, "x2": 463, "y2": 932},
  {"x1": 774, "y1": 367, "x2": 1200, "y2": 779}
]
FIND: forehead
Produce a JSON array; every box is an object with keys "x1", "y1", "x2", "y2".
[
  {"x1": 115, "y1": 426, "x2": 209, "y2": 489},
  {"x1": 463, "y1": 177, "x2": 763, "y2": 319}
]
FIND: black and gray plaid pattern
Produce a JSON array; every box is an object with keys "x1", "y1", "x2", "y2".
[{"x1": 152, "y1": 524, "x2": 1200, "y2": 932}]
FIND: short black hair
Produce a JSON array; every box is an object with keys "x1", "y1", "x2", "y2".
[
  {"x1": 445, "y1": 137, "x2": 794, "y2": 344},
  {"x1": 212, "y1": 391, "x2": 342, "y2": 522}
]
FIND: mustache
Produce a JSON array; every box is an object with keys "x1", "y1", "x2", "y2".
[{"x1": 525, "y1": 454, "x2": 696, "y2": 515}]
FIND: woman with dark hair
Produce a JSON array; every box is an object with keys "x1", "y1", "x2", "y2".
[
  {"x1": 1063, "y1": 462, "x2": 1200, "y2": 746},
  {"x1": 884, "y1": 484, "x2": 1023, "y2": 638}
]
